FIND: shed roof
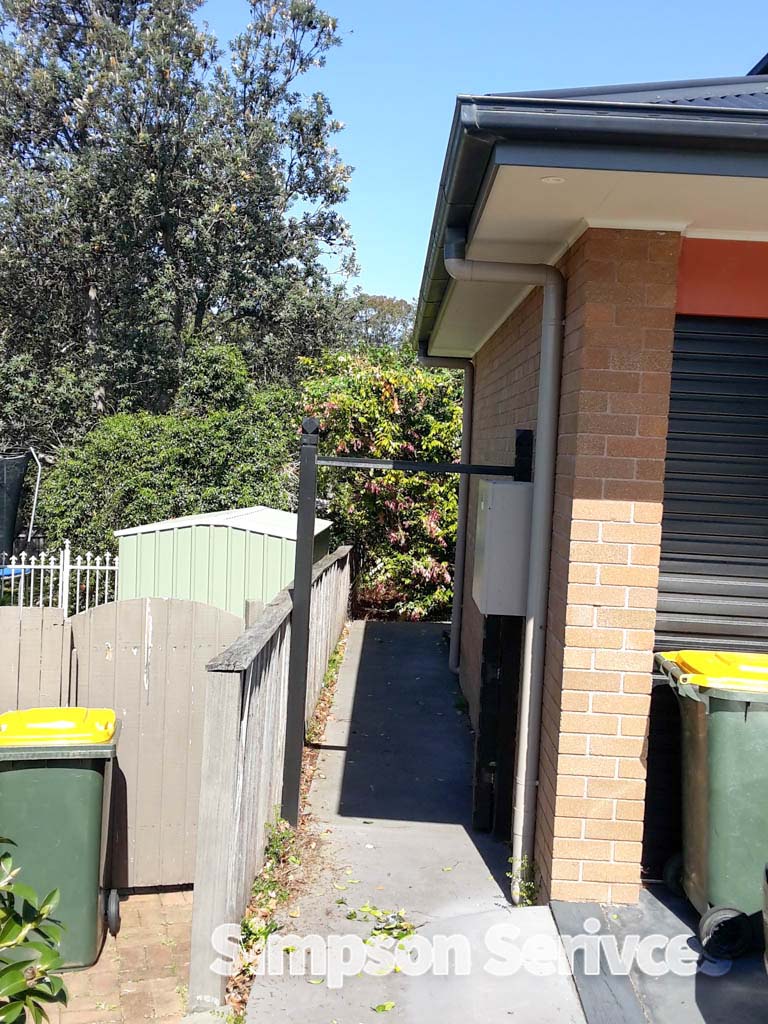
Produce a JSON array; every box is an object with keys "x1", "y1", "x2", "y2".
[{"x1": 114, "y1": 506, "x2": 332, "y2": 540}]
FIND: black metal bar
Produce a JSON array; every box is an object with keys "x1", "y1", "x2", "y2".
[
  {"x1": 514, "y1": 429, "x2": 534, "y2": 484},
  {"x1": 317, "y1": 456, "x2": 516, "y2": 477},
  {"x1": 281, "y1": 417, "x2": 320, "y2": 826}
]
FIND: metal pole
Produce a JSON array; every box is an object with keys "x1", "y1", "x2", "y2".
[{"x1": 281, "y1": 417, "x2": 320, "y2": 826}]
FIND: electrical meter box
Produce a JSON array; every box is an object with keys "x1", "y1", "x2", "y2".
[{"x1": 472, "y1": 479, "x2": 533, "y2": 616}]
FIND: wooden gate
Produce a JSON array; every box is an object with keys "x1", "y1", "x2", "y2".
[{"x1": 0, "y1": 599, "x2": 242, "y2": 887}]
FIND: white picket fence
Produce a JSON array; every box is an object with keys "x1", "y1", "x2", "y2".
[{"x1": 0, "y1": 541, "x2": 119, "y2": 616}]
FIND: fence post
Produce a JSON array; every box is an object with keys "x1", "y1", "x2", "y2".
[
  {"x1": 281, "y1": 416, "x2": 319, "y2": 826},
  {"x1": 59, "y1": 541, "x2": 71, "y2": 612},
  {"x1": 188, "y1": 668, "x2": 244, "y2": 1011}
]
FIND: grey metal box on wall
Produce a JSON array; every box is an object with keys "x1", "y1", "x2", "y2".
[
  {"x1": 116, "y1": 506, "x2": 332, "y2": 617},
  {"x1": 472, "y1": 479, "x2": 533, "y2": 616}
]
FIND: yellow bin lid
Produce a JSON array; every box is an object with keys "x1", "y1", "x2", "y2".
[
  {"x1": 659, "y1": 650, "x2": 768, "y2": 692},
  {"x1": 0, "y1": 708, "x2": 117, "y2": 746}
]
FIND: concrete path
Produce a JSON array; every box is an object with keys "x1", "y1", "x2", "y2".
[{"x1": 246, "y1": 621, "x2": 586, "y2": 1024}]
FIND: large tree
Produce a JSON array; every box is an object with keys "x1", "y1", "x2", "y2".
[{"x1": 0, "y1": 0, "x2": 354, "y2": 451}]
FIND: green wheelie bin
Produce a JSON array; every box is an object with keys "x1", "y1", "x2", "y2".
[
  {"x1": 0, "y1": 707, "x2": 121, "y2": 968},
  {"x1": 657, "y1": 650, "x2": 768, "y2": 959}
]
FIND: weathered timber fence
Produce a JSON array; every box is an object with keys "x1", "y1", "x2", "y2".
[
  {"x1": 188, "y1": 545, "x2": 351, "y2": 1011},
  {"x1": 0, "y1": 598, "x2": 242, "y2": 887}
]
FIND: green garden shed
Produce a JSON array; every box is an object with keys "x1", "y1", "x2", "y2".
[{"x1": 115, "y1": 506, "x2": 332, "y2": 617}]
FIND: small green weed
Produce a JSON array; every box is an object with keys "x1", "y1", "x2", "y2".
[{"x1": 507, "y1": 855, "x2": 539, "y2": 907}]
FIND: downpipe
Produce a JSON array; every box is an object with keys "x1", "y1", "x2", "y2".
[
  {"x1": 417, "y1": 343, "x2": 474, "y2": 675},
  {"x1": 444, "y1": 235, "x2": 566, "y2": 902}
]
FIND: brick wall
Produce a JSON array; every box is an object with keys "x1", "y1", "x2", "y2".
[
  {"x1": 535, "y1": 228, "x2": 680, "y2": 903},
  {"x1": 457, "y1": 227, "x2": 680, "y2": 904},
  {"x1": 459, "y1": 288, "x2": 543, "y2": 727}
]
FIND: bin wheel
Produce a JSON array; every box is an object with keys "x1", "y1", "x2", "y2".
[
  {"x1": 699, "y1": 905, "x2": 752, "y2": 959},
  {"x1": 107, "y1": 890, "x2": 121, "y2": 937},
  {"x1": 662, "y1": 852, "x2": 684, "y2": 897}
]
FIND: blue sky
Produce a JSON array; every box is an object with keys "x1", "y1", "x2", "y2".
[{"x1": 199, "y1": 0, "x2": 767, "y2": 301}]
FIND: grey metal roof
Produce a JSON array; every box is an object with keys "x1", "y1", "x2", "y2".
[
  {"x1": 415, "y1": 68, "x2": 768, "y2": 353},
  {"x1": 505, "y1": 75, "x2": 768, "y2": 110}
]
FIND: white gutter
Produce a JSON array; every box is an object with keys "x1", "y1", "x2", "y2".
[
  {"x1": 443, "y1": 236, "x2": 565, "y2": 901},
  {"x1": 417, "y1": 344, "x2": 474, "y2": 675}
]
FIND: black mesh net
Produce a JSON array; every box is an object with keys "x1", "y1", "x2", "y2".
[{"x1": 0, "y1": 454, "x2": 29, "y2": 556}]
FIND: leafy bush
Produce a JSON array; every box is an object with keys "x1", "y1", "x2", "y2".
[
  {"x1": 302, "y1": 347, "x2": 462, "y2": 619},
  {"x1": 0, "y1": 841, "x2": 67, "y2": 1022},
  {"x1": 39, "y1": 389, "x2": 298, "y2": 553}
]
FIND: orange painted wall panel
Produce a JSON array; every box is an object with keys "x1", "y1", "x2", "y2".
[{"x1": 677, "y1": 238, "x2": 768, "y2": 318}]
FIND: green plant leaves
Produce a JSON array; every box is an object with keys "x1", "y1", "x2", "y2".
[{"x1": 0, "y1": 847, "x2": 66, "y2": 1019}]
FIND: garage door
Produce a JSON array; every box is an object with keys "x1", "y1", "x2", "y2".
[
  {"x1": 656, "y1": 315, "x2": 768, "y2": 653},
  {"x1": 646, "y1": 315, "x2": 768, "y2": 877}
]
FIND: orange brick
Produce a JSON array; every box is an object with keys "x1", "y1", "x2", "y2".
[
  {"x1": 628, "y1": 588, "x2": 659, "y2": 608},
  {"x1": 585, "y1": 819, "x2": 644, "y2": 841},
  {"x1": 571, "y1": 542, "x2": 629, "y2": 565},
  {"x1": 602, "y1": 522, "x2": 662, "y2": 545},
  {"x1": 603, "y1": 479, "x2": 664, "y2": 502},
  {"x1": 582, "y1": 861, "x2": 641, "y2": 883},
  {"x1": 561, "y1": 712, "x2": 618, "y2": 735},
  {"x1": 556, "y1": 796, "x2": 615, "y2": 820},
  {"x1": 596, "y1": 608, "x2": 656, "y2": 629},
  {"x1": 620, "y1": 715, "x2": 650, "y2": 737},
  {"x1": 563, "y1": 647, "x2": 594, "y2": 669},
  {"x1": 566, "y1": 605, "x2": 595, "y2": 627},
  {"x1": 559, "y1": 733, "x2": 589, "y2": 754},
  {"x1": 552, "y1": 858, "x2": 582, "y2": 881},
  {"x1": 553, "y1": 838, "x2": 613, "y2": 860},
  {"x1": 622, "y1": 673, "x2": 652, "y2": 694},
  {"x1": 626, "y1": 629, "x2": 656, "y2": 651},
  {"x1": 562, "y1": 669, "x2": 622, "y2": 692},
  {"x1": 617, "y1": 799, "x2": 645, "y2": 821},
  {"x1": 558, "y1": 754, "x2": 618, "y2": 778},
  {"x1": 553, "y1": 816, "x2": 584, "y2": 839},
  {"x1": 592, "y1": 693, "x2": 651, "y2": 715},
  {"x1": 615, "y1": 841, "x2": 643, "y2": 862},
  {"x1": 568, "y1": 563, "x2": 599, "y2": 584},
  {"x1": 594, "y1": 650, "x2": 654, "y2": 673},
  {"x1": 633, "y1": 502, "x2": 663, "y2": 523},
  {"x1": 609, "y1": 883, "x2": 642, "y2": 904},
  {"x1": 561, "y1": 691, "x2": 590, "y2": 712},
  {"x1": 569, "y1": 583, "x2": 627, "y2": 607},
  {"x1": 571, "y1": 520, "x2": 601, "y2": 541},
  {"x1": 618, "y1": 758, "x2": 646, "y2": 779},
  {"x1": 559, "y1": 776, "x2": 588, "y2": 797},
  {"x1": 630, "y1": 544, "x2": 661, "y2": 566},
  {"x1": 600, "y1": 565, "x2": 659, "y2": 587},
  {"x1": 590, "y1": 735, "x2": 646, "y2": 758},
  {"x1": 570, "y1": 499, "x2": 633, "y2": 522},
  {"x1": 576, "y1": 456, "x2": 636, "y2": 481},
  {"x1": 550, "y1": 880, "x2": 611, "y2": 902},
  {"x1": 565, "y1": 626, "x2": 625, "y2": 650},
  {"x1": 587, "y1": 777, "x2": 646, "y2": 800}
]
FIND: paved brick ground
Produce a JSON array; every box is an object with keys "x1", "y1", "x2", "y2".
[{"x1": 50, "y1": 889, "x2": 192, "y2": 1023}]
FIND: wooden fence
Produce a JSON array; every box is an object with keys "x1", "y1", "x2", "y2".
[
  {"x1": 188, "y1": 545, "x2": 352, "y2": 1011},
  {"x1": 0, "y1": 598, "x2": 242, "y2": 887}
]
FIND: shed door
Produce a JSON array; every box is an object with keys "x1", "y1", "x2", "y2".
[{"x1": 656, "y1": 315, "x2": 768, "y2": 652}]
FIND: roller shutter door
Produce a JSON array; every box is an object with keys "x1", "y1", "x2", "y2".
[
  {"x1": 645, "y1": 315, "x2": 768, "y2": 878},
  {"x1": 656, "y1": 315, "x2": 768, "y2": 653}
]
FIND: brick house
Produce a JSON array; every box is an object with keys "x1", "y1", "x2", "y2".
[{"x1": 414, "y1": 59, "x2": 768, "y2": 905}]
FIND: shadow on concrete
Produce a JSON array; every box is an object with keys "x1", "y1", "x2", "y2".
[
  {"x1": 330, "y1": 620, "x2": 511, "y2": 892},
  {"x1": 595, "y1": 885, "x2": 767, "y2": 1024}
]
